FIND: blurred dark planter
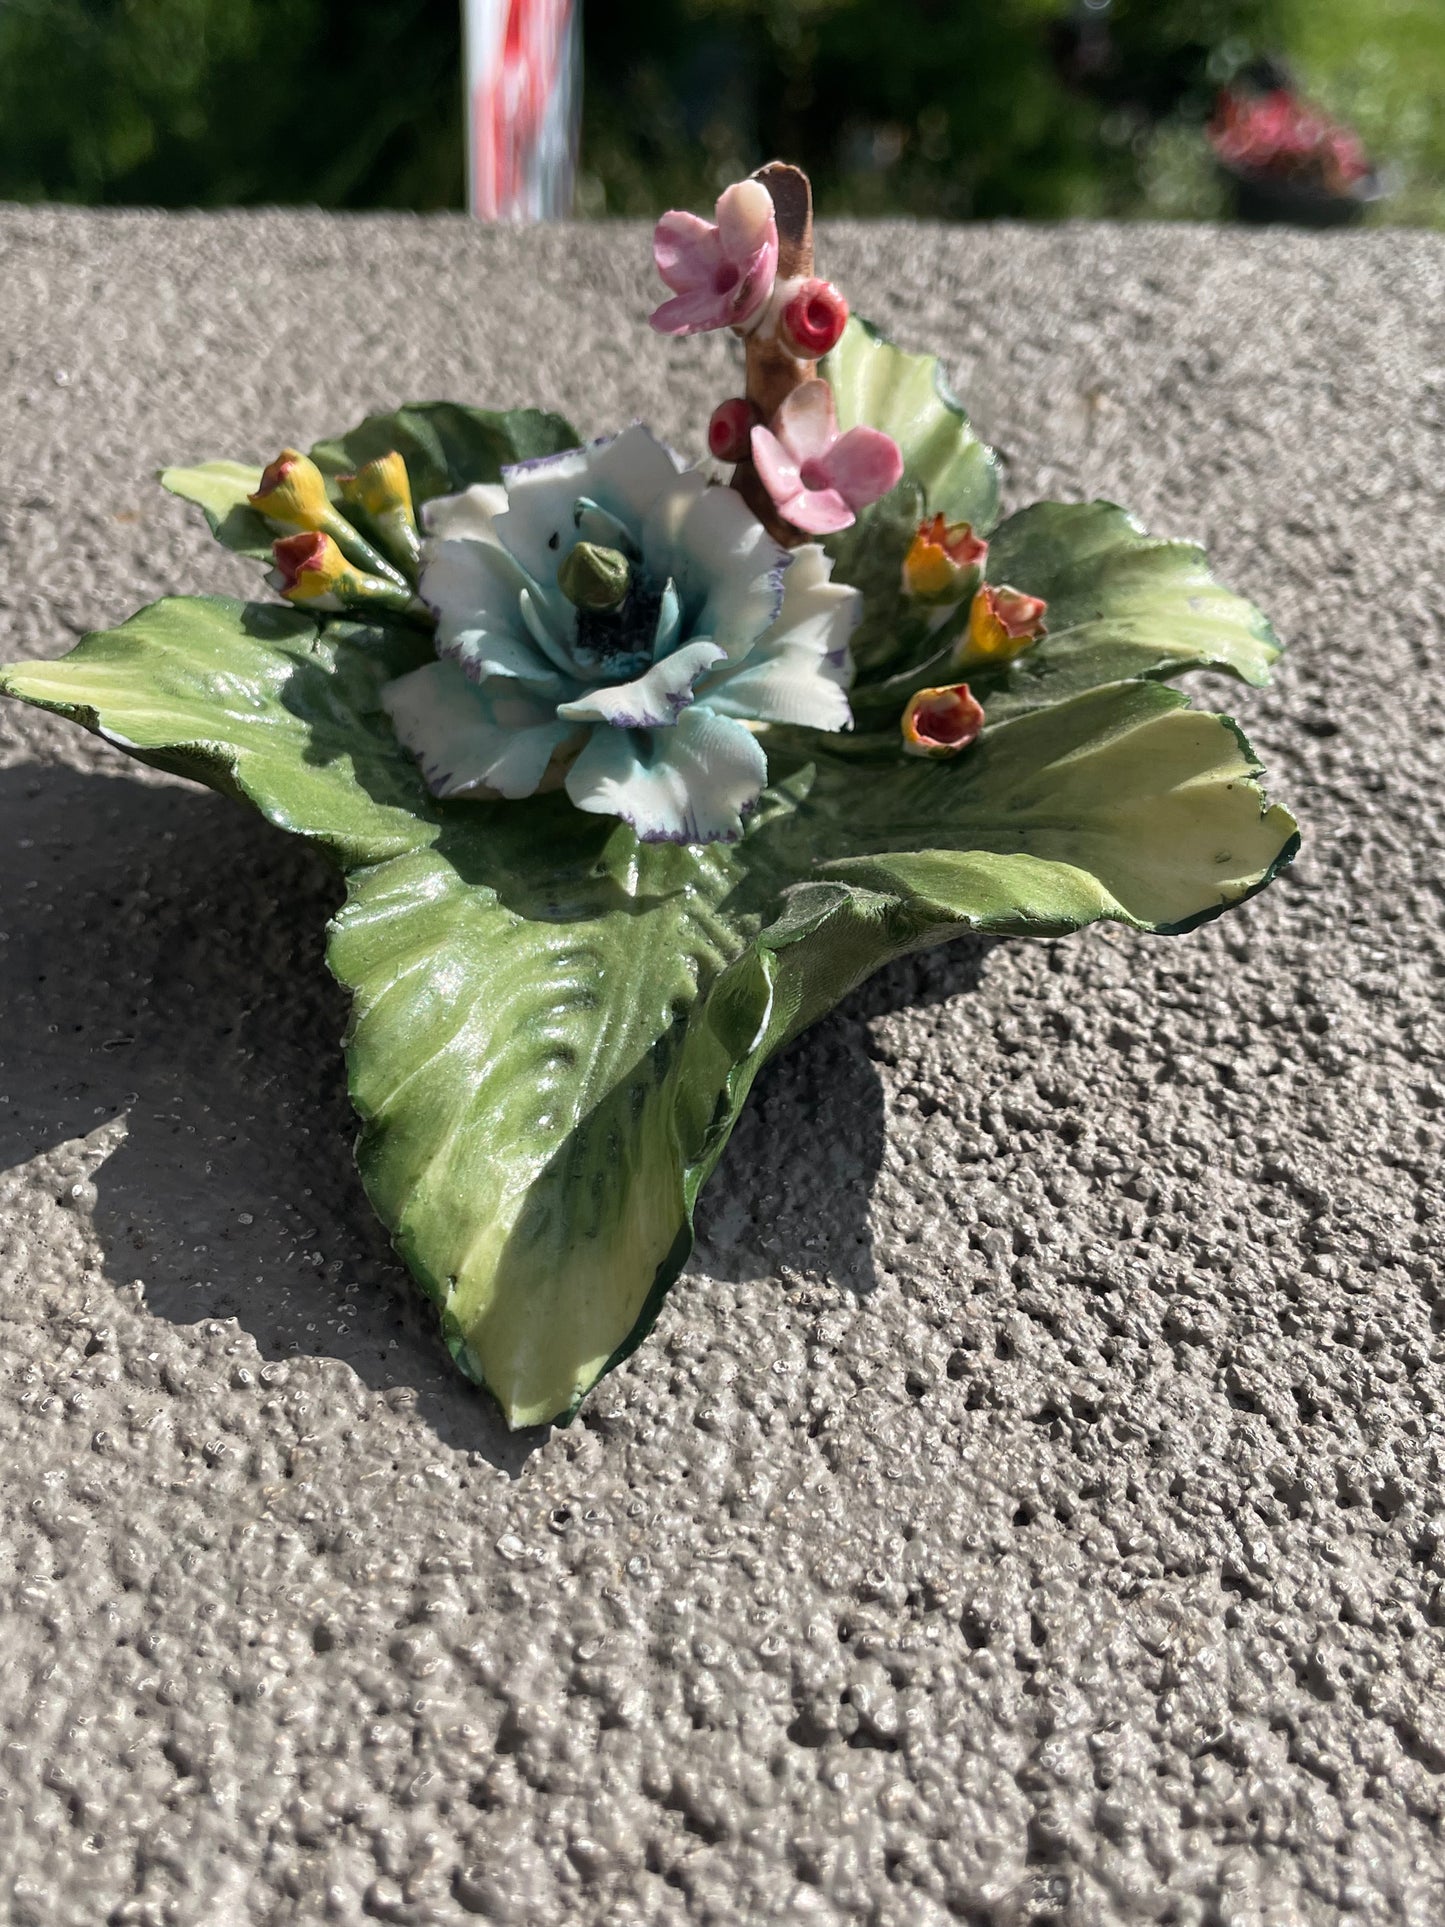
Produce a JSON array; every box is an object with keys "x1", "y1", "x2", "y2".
[{"x1": 1218, "y1": 161, "x2": 1388, "y2": 228}]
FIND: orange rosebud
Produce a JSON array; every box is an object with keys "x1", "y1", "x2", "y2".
[
  {"x1": 900, "y1": 682, "x2": 985, "y2": 758},
  {"x1": 902, "y1": 515, "x2": 988, "y2": 605},
  {"x1": 956, "y1": 583, "x2": 1047, "y2": 667}
]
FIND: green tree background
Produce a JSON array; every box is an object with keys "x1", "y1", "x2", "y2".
[{"x1": 0, "y1": 0, "x2": 1437, "y2": 222}]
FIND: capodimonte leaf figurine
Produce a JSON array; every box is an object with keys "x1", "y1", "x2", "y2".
[{"x1": 0, "y1": 164, "x2": 1298, "y2": 1429}]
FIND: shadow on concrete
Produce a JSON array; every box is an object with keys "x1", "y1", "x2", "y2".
[
  {"x1": 691, "y1": 931, "x2": 995, "y2": 1292},
  {"x1": 1, "y1": 759, "x2": 996, "y2": 1460},
  {"x1": 0, "y1": 760, "x2": 537, "y2": 1473}
]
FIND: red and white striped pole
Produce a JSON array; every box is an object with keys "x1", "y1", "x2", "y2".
[{"x1": 464, "y1": 0, "x2": 580, "y2": 221}]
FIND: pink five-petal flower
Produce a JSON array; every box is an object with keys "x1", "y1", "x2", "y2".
[
  {"x1": 750, "y1": 379, "x2": 903, "y2": 536},
  {"x1": 649, "y1": 179, "x2": 779, "y2": 337}
]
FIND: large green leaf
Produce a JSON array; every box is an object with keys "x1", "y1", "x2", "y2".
[
  {"x1": 161, "y1": 404, "x2": 582, "y2": 564},
  {"x1": 850, "y1": 498, "x2": 1284, "y2": 729},
  {"x1": 0, "y1": 598, "x2": 436, "y2": 866},
  {"x1": 330, "y1": 825, "x2": 754, "y2": 1424},
  {"x1": 822, "y1": 315, "x2": 1000, "y2": 533},
  {"x1": 820, "y1": 317, "x2": 999, "y2": 684},
  {"x1": 0, "y1": 592, "x2": 1297, "y2": 1426}
]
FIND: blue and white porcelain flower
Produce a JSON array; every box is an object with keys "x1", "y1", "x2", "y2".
[{"x1": 382, "y1": 426, "x2": 859, "y2": 843}]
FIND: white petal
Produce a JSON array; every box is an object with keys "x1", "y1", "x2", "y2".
[
  {"x1": 758, "y1": 541, "x2": 861, "y2": 665},
  {"x1": 695, "y1": 543, "x2": 857, "y2": 730},
  {"x1": 517, "y1": 583, "x2": 580, "y2": 675},
  {"x1": 583, "y1": 425, "x2": 686, "y2": 529},
  {"x1": 640, "y1": 466, "x2": 710, "y2": 581},
  {"x1": 421, "y1": 483, "x2": 509, "y2": 543},
  {"x1": 673, "y1": 485, "x2": 791, "y2": 659},
  {"x1": 422, "y1": 536, "x2": 572, "y2": 693},
  {"x1": 492, "y1": 445, "x2": 594, "y2": 585},
  {"x1": 422, "y1": 536, "x2": 530, "y2": 636},
  {"x1": 556, "y1": 640, "x2": 724, "y2": 729},
  {"x1": 564, "y1": 705, "x2": 767, "y2": 843},
  {"x1": 652, "y1": 578, "x2": 683, "y2": 658},
  {"x1": 382, "y1": 660, "x2": 575, "y2": 801},
  {"x1": 697, "y1": 647, "x2": 851, "y2": 731}
]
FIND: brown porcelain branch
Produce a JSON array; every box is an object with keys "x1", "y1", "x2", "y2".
[{"x1": 730, "y1": 161, "x2": 816, "y2": 545}]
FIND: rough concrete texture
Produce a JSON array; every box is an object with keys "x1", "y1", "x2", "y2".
[{"x1": 0, "y1": 207, "x2": 1442, "y2": 1927}]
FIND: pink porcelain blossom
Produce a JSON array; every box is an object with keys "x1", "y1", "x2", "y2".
[
  {"x1": 750, "y1": 379, "x2": 903, "y2": 536},
  {"x1": 650, "y1": 179, "x2": 779, "y2": 337}
]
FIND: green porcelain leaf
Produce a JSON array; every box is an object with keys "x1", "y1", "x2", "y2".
[
  {"x1": 306, "y1": 402, "x2": 581, "y2": 506},
  {"x1": 158, "y1": 460, "x2": 273, "y2": 559},
  {"x1": 0, "y1": 590, "x2": 1297, "y2": 1426},
  {"x1": 850, "y1": 498, "x2": 1284, "y2": 730},
  {"x1": 822, "y1": 315, "x2": 1000, "y2": 533},
  {"x1": 1, "y1": 597, "x2": 436, "y2": 865},
  {"x1": 820, "y1": 316, "x2": 999, "y2": 683}
]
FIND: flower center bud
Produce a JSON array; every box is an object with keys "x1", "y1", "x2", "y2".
[{"x1": 558, "y1": 541, "x2": 632, "y2": 612}]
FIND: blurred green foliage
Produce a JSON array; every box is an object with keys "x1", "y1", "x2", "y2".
[
  {"x1": 0, "y1": 0, "x2": 1438, "y2": 223},
  {"x1": 0, "y1": 0, "x2": 464, "y2": 206},
  {"x1": 582, "y1": 0, "x2": 1445, "y2": 222},
  {"x1": 582, "y1": 0, "x2": 1249, "y2": 217}
]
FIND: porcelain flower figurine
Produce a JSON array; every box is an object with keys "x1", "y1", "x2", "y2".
[
  {"x1": 382, "y1": 426, "x2": 857, "y2": 842},
  {"x1": 0, "y1": 156, "x2": 1298, "y2": 1427}
]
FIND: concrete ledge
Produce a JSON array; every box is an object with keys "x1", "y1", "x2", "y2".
[{"x1": 1, "y1": 208, "x2": 1443, "y2": 1925}]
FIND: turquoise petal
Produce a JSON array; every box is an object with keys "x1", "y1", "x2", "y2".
[
  {"x1": 564, "y1": 705, "x2": 767, "y2": 843},
  {"x1": 556, "y1": 640, "x2": 725, "y2": 730},
  {"x1": 440, "y1": 621, "x2": 573, "y2": 699},
  {"x1": 382, "y1": 660, "x2": 577, "y2": 801}
]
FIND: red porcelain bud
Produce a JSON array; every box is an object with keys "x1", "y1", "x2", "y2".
[
  {"x1": 708, "y1": 397, "x2": 757, "y2": 463},
  {"x1": 780, "y1": 279, "x2": 849, "y2": 359},
  {"x1": 901, "y1": 683, "x2": 985, "y2": 758},
  {"x1": 271, "y1": 529, "x2": 340, "y2": 596}
]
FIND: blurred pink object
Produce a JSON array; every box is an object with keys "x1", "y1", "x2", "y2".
[
  {"x1": 649, "y1": 181, "x2": 779, "y2": 336},
  {"x1": 466, "y1": 0, "x2": 579, "y2": 220},
  {"x1": 1209, "y1": 87, "x2": 1369, "y2": 193},
  {"x1": 750, "y1": 379, "x2": 903, "y2": 536}
]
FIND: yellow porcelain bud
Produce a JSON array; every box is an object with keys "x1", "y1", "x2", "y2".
[
  {"x1": 337, "y1": 450, "x2": 422, "y2": 576},
  {"x1": 338, "y1": 450, "x2": 415, "y2": 524},
  {"x1": 249, "y1": 449, "x2": 334, "y2": 532},
  {"x1": 269, "y1": 532, "x2": 420, "y2": 615},
  {"x1": 270, "y1": 531, "x2": 349, "y2": 603},
  {"x1": 902, "y1": 514, "x2": 988, "y2": 606},
  {"x1": 955, "y1": 583, "x2": 1048, "y2": 668}
]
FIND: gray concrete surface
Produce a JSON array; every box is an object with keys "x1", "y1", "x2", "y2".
[{"x1": 0, "y1": 206, "x2": 1442, "y2": 1927}]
